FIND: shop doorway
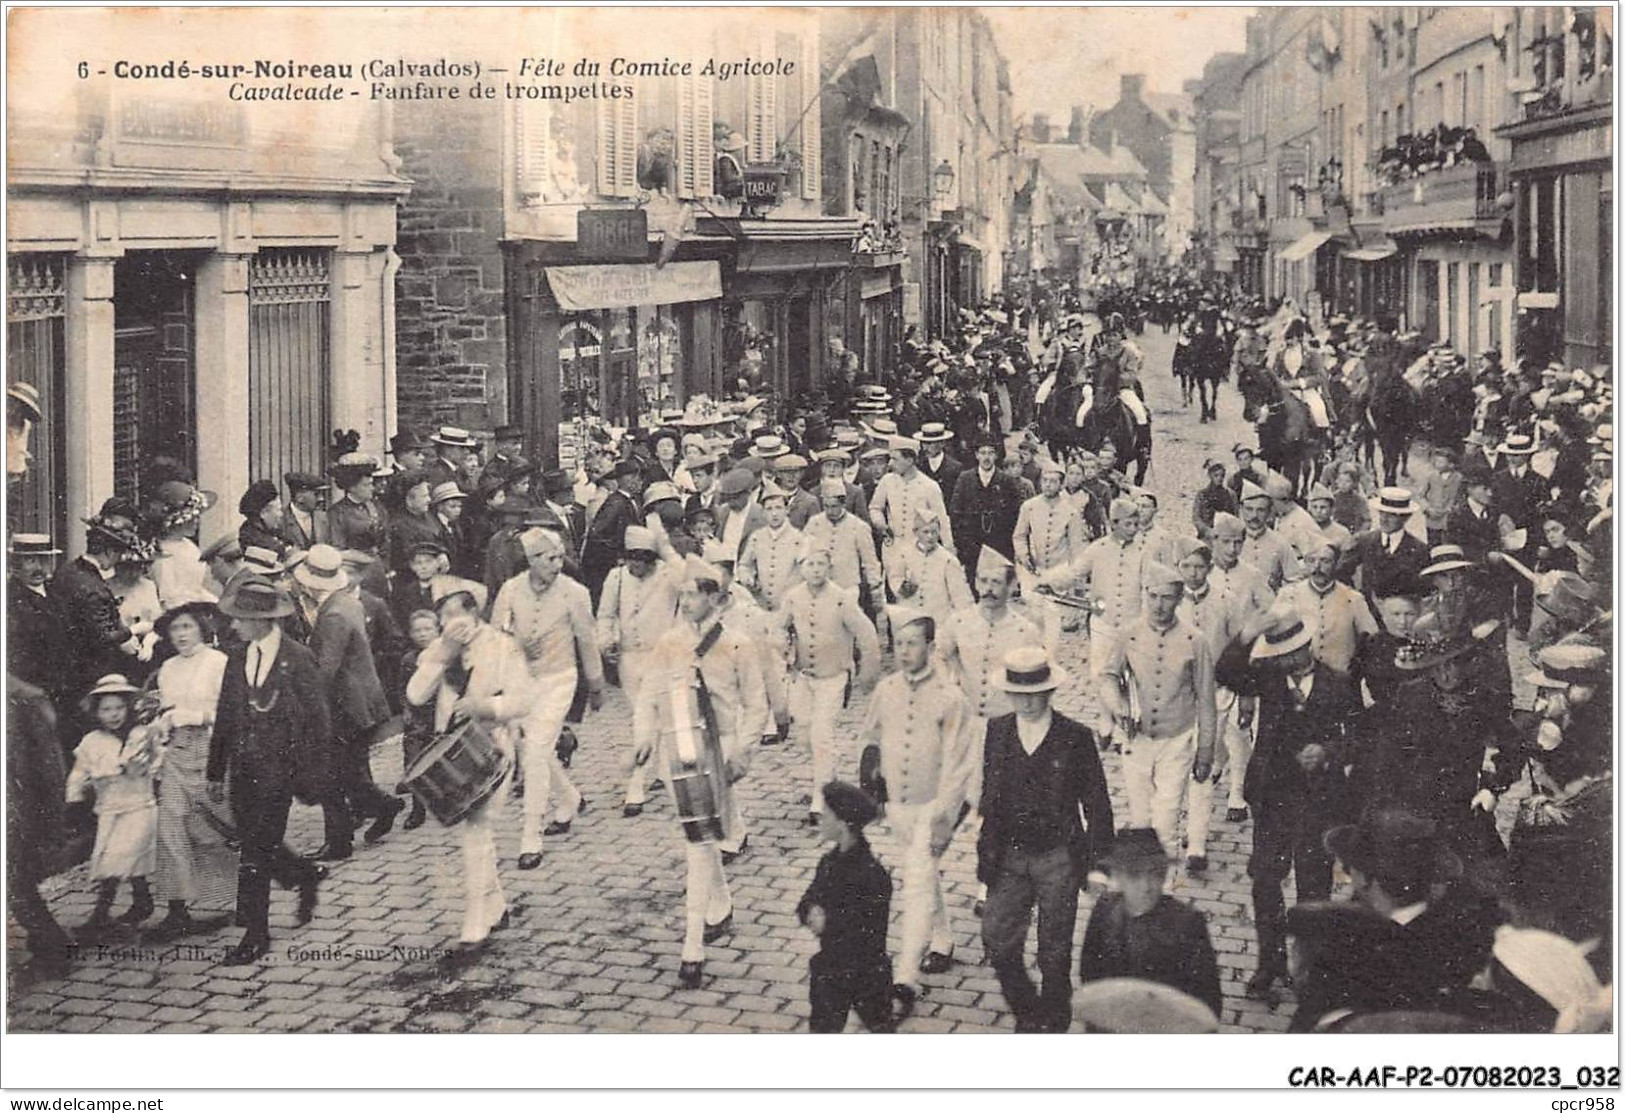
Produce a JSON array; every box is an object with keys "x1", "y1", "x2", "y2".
[
  {"x1": 787, "y1": 297, "x2": 812, "y2": 399},
  {"x1": 113, "y1": 251, "x2": 200, "y2": 502}
]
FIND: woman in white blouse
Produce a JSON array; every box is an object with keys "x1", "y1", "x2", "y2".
[{"x1": 146, "y1": 602, "x2": 238, "y2": 939}]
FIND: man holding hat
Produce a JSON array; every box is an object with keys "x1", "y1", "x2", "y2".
[
  {"x1": 977, "y1": 645, "x2": 1114, "y2": 1033},
  {"x1": 596, "y1": 525, "x2": 682, "y2": 816},
  {"x1": 281, "y1": 472, "x2": 330, "y2": 551},
  {"x1": 870, "y1": 435, "x2": 955, "y2": 590},
  {"x1": 1078, "y1": 828, "x2": 1223, "y2": 1020},
  {"x1": 294, "y1": 545, "x2": 401, "y2": 861},
  {"x1": 859, "y1": 604, "x2": 978, "y2": 1008},
  {"x1": 207, "y1": 577, "x2": 331, "y2": 965},
  {"x1": 1353, "y1": 486, "x2": 1431, "y2": 602},
  {"x1": 490, "y1": 528, "x2": 604, "y2": 867},
  {"x1": 405, "y1": 579, "x2": 538, "y2": 950},
  {"x1": 633, "y1": 555, "x2": 768, "y2": 987},
  {"x1": 1100, "y1": 562, "x2": 1217, "y2": 858},
  {"x1": 1215, "y1": 607, "x2": 1361, "y2": 1001}
]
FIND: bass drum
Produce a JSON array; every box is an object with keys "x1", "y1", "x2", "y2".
[{"x1": 402, "y1": 717, "x2": 511, "y2": 827}]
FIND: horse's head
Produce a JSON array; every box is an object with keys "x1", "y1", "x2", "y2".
[{"x1": 1234, "y1": 363, "x2": 1277, "y2": 424}]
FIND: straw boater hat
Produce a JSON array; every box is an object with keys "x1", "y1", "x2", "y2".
[
  {"x1": 8, "y1": 532, "x2": 60, "y2": 557},
  {"x1": 293, "y1": 543, "x2": 350, "y2": 595},
  {"x1": 9, "y1": 379, "x2": 44, "y2": 423},
  {"x1": 1420, "y1": 543, "x2": 1475, "y2": 577},
  {"x1": 1250, "y1": 611, "x2": 1313, "y2": 661},
  {"x1": 241, "y1": 545, "x2": 286, "y2": 576},
  {"x1": 1376, "y1": 486, "x2": 1415, "y2": 517},
  {"x1": 1073, "y1": 978, "x2": 1218, "y2": 1035},
  {"x1": 1524, "y1": 643, "x2": 1608, "y2": 690},
  {"x1": 916, "y1": 421, "x2": 954, "y2": 444},
  {"x1": 996, "y1": 644, "x2": 1069, "y2": 694},
  {"x1": 1498, "y1": 432, "x2": 1537, "y2": 456},
  {"x1": 751, "y1": 434, "x2": 789, "y2": 459},
  {"x1": 218, "y1": 576, "x2": 297, "y2": 620},
  {"x1": 430, "y1": 425, "x2": 478, "y2": 449}
]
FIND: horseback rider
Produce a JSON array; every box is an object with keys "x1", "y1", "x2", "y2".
[
  {"x1": 1072, "y1": 314, "x2": 1150, "y2": 432},
  {"x1": 1272, "y1": 319, "x2": 1334, "y2": 432}
]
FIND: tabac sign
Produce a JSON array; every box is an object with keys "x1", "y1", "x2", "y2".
[{"x1": 578, "y1": 209, "x2": 649, "y2": 262}]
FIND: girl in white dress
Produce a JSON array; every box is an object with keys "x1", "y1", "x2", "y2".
[{"x1": 67, "y1": 676, "x2": 158, "y2": 933}]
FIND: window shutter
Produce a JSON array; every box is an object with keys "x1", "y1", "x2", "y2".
[
  {"x1": 515, "y1": 101, "x2": 551, "y2": 207},
  {"x1": 799, "y1": 31, "x2": 821, "y2": 200},
  {"x1": 597, "y1": 88, "x2": 640, "y2": 197},
  {"x1": 747, "y1": 34, "x2": 778, "y2": 163},
  {"x1": 676, "y1": 73, "x2": 714, "y2": 199}
]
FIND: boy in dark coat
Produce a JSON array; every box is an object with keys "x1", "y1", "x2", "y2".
[
  {"x1": 1078, "y1": 828, "x2": 1223, "y2": 1020},
  {"x1": 797, "y1": 781, "x2": 896, "y2": 1033}
]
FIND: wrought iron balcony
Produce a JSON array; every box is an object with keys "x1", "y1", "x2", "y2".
[{"x1": 1379, "y1": 162, "x2": 1501, "y2": 233}]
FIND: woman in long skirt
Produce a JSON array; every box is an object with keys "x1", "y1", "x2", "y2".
[{"x1": 146, "y1": 602, "x2": 239, "y2": 939}]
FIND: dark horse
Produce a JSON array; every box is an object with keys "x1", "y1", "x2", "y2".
[
  {"x1": 1040, "y1": 348, "x2": 1151, "y2": 484},
  {"x1": 1184, "y1": 312, "x2": 1231, "y2": 424},
  {"x1": 1362, "y1": 335, "x2": 1419, "y2": 487},
  {"x1": 1235, "y1": 362, "x2": 1319, "y2": 497}
]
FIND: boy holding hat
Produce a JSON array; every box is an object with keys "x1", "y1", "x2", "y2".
[
  {"x1": 977, "y1": 645, "x2": 1114, "y2": 1033},
  {"x1": 1078, "y1": 828, "x2": 1223, "y2": 1019},
  {"x1": 798, "y1": 781, "x2": 897, "y2": 1033},
  {"x1": 778, "y1": 543, "x2": 881, "y2": 825},
  {"x1": 1215, "y1": 606, "x2": 1361, "y2": 1002},
  {"x1": 888, "y1": 509, "x2": 973, "y2": 634},
  {"x1": 597, "y1": 525, "x2": 682, "y2": 816},
  {"x1": 860, "y1": 605, "x2": 978, "y2": 1008}
]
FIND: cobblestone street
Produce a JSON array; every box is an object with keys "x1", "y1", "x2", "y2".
[{"x1": 7, "y1": 328, "x2": 1365, "y2": 1034}]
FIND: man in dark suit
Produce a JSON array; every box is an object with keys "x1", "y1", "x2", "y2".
[
  {"x1": 423, "y1": 426, "x2": 479, "y2": 492},
  {"x1": 540, "y1": 469, "x2": 586, "y2": 557},
  {"x1": 580, "y1": 459, "x2": 642, "y2": 606},
  {"x1": 978, "y1": 646, "x2": 1114, "y2": 1033},
  {"x1": 281, "y1": 472, "x2": 330, "y2": 550},
  {"x1": 1491, "y1": 435, "x2": 1547, "y2": 631},
  {"x1": 294, "y1": 545, "x2": 402, "y2": 861},
  {"x1": 1078, "y1": 828, "x2": 1223, "y2": 1021},
  {"x1": 1446, "y1": 465, "x2": 1502, "y2": 559},
  {"x1": 914, "y1": 423, "x2": 963, "y2": 501},
  {"x1": 1217, "y1": 611, "x2": 1361, "y2": 1003},
  {"x1": 207, "y1": 577, "x2": 330, "y2": 965},
  {"x1": 1352, "y1": 487, "x2": 1431, "y2": 603},
  {"x1": 7, "y1": 533, "x2": 70, "y2": 706},
  {"x1": 51, "y1": 517, "x2": 141, "y2": 723},
  {"x1": 950, "y1": 433, "x2": 1024, "y2": 581}
]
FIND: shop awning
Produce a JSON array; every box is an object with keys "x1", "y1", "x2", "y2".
[
  {"x1": 1277, "y1": 229, "x2": 1337, "y2": 262},
  {"x1": 1342, "y1": 237, "x2": 1399, "y2": 262},
  {"x1": 544, "y1": 261, "x2": 722, "y2": 312}
]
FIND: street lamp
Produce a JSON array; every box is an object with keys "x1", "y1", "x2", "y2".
[{"x1": 932, "y1": 159, "x2": 955, "y2": 200}]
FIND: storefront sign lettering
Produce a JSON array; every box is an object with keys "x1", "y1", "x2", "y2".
[
  {"x1": 578, "y1": 209, "x2": 648, "y2": 262},
  {"x1": 545, "y1": 261, "x2": 722, "y2": 311}
]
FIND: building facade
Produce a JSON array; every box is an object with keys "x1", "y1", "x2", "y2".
[{"x1": 7, "y1": 80, "x2": 405, "y2": 544}]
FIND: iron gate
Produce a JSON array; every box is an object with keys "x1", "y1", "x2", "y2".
[
  {"x1": 249, "y1": 249, "x2": 331, "y2": 489},
  {"x1": 7, "y1": 254, "x2": 67, "y2": 540}
]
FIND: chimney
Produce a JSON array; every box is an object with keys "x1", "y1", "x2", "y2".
[
  {"x1": 1121, "y1": 73, "x2": 1145, "y2": 103},
  {"x1": 1067, "y1": 105, "x2": 1087, "y2": 145},
  {"x1": 1031, "y1": 113, "x2": 1051, "y2": 144}
]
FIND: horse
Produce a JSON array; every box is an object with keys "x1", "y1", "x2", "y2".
[
  {"x1": 1076, "y1": 393, "x2": 1150, "y2": 485},
  {"x1": 1360, "y1": 336, "x2": 1419, "y2": 487},
  {"x1": 1235, "y1": 361, "x2": 1320, "y2": 497},
  {"x1": 1185, "y1": 313, "x2": 1231, "y2": 424}
]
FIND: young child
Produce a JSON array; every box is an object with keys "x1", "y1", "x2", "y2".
[
  {"x1": 67, "y1": 675, "x2": 159, "y2": 933},
  {"x1": 797, "y1": 780, "x2": 896, "y2": 1033},
  {"x1": 396, "y1": 608, "x2": 441, "y2": 830},
  {"x1": 1331, "y1": 462, "x2": 1371, "y2": 535}
]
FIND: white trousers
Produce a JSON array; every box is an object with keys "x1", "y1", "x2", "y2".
[
  {"x1": 1294, "y1": 387, "x2": 1331, "y2": 428},
  {"x1": 681, "y1": 840, "x2": 733, "y2": 963},
  {"x1": 519, "y1": 668, "x2": 582, "y2": 854},
  {"x1": 621, "y1": 648, "x2": 655, "y2": 805},
  {"x1": 1088, "y1": 621, "x2": 1122, "y2": 740},
  {"x1": 791, "y1": 671, "x2": 849, "y2": 811},
  {"x1": 1121, "y1": 724, "x2": 1198, "y2": 858},
  {"x1": 459, "y1": 789, "x2": 507, "y2": 944},
  {"x1": 888, "y1": 801, "x2": 955, "y2": 987},
  {"x1": 1184, "y1": 691, "x2": 1251, "y2": 855}
]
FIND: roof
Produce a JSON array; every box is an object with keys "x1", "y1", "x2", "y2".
[
  {"x1": 1145, "y1": 91, "x2": 1195, "y2": 131},
  {"x1": 1033, "y1": 141, "x2": 1147, "y2": 189},
  {"x1": 1105, "y1": 183, "x2": 1144, "y2": 214}
]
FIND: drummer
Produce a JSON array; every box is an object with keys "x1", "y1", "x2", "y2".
[
  {"x1": 404, "y1": 583, "x2": 538, "y2": 951},
  {"x1": 632, "y1": 555, "x2": 769, "y2": 990}
]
